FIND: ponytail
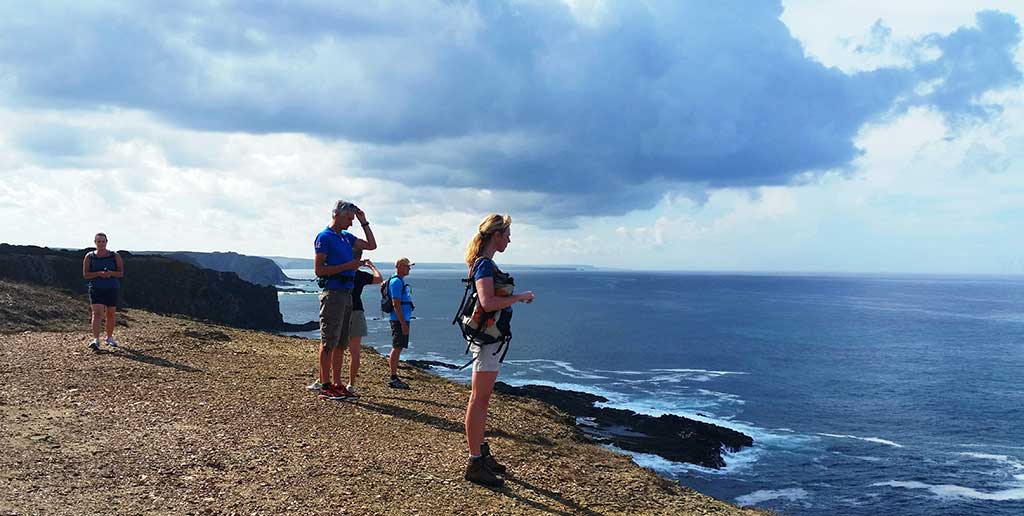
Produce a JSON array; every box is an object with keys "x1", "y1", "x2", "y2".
[{"x1": 464, "y1": 214, "x2": 512, "y2": 271}]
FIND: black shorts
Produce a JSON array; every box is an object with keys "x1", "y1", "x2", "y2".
[
  {"x1": 390, "y1": 320, "x2": 410, "y2": 349},
  {"x1": 88, "y1": 287, "x2": 119, "y2": 307}
]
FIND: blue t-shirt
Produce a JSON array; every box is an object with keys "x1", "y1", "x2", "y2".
[
  {"x1": 314, "y1": 227, "x2": 357, "y2": 290},
  {"x1": 472, "y1": 257, "x2": 511, "y2": 314},
  {"x1": 387, "y1": 276, "x2": 413, "y2": 321}
]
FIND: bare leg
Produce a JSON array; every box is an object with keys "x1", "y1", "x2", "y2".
[
  {"x1": 330, "y1": 346, "x2": 345, "y2": 386},
  {"x1": 465, "y1": 370, "x2": 498, "y2": 456},
  {"x1": 90, "y1": 305, "x2": 104, "y2": 339},
  {"x1": 104, "y1": 307, "x2": 116, "y2": 337},
  {"x1": 318, "y1": 345, "x2": 331, "y2": 385},
  {"x1": 348, "y1": 336, "x2": 361, "y2": 386},
  {"x1": 389, "y1": 348, "x2": 402, "y2": 377}
]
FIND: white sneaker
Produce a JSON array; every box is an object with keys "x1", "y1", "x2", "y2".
[
  {"x1": 105, "y1": 336, "x2": 119, "y2": 348},
  {"x1": 345, "y1": 384, "x2": 359, "y2": 397},
  {"x1": 306, "y1": 381, "x2": 323, "y2": 392},
  {"x1": 88, "y1": 338, "x2": 100, "y2": 351}
]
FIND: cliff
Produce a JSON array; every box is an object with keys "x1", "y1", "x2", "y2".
[
  {"x1": 0, "y1": 282, "x2": 771, "y2": 515},
  {"x1": 158, "y1": 251, "x2": 290, "y2": 286},
  {"x1": 0, "y1": 244, "x2": 284, "y2": 330}
]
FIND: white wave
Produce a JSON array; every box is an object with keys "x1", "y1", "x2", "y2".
[
  {"x1": 817, "y1": 433, "x2": 903, "y2": 448},
  {"x1": 595, "y1": 367, "x2": 748, "y2": 383},
  {"x1": 872, "y1": 480, "x2": 1024, "y2": 501},
  {"x1": 503, "y1": 359, "x2": 609, "y2": 379},
  {"x1": 696, "y1": 389, "x2": 746, "y2": 405},
  {"x1": 735, "y1": 488, "x2": 809, "y2": 507},
  {"x1": 958, "y1": 452, "x2": 1024, "y2": 469},
  {"x1": 603, "y1": 443, "x2": 762, "y2": 476}
]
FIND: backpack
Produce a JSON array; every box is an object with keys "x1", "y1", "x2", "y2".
[
  {"x1": 452, "y1": 258, "x2": 514, "y2": 368},
  {"x1": 380, "y1": 275, "x2": 414, "y2": 314}
]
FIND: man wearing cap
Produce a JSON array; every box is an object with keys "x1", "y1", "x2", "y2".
[
  {"x1": 312, "y1": 200, "x2": 376, "y2": 399},
  {"x1": 387, "y1": 257, "x2": 415, "y2": 388}
]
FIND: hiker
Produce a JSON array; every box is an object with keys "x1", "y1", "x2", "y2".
[
  {"x1": 311, "y1": 200, "x2": 376, "y2": 399},
  {"x1": 344, "y1": 249, "x2": 382, "y2": 397},
  {"x1": 385, "y1": 257, "x2": 415, "y2": 388},
  {"x1": 461, "y1": 214, "x2": 534, "y2": 487},
  {"x1": 82, "y1": 232, "x2": 124, "y2": 351}
]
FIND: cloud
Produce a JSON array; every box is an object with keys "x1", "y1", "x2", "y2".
[{"x1": 0, "y1": 1, "x2": 1020, "y2": 220}]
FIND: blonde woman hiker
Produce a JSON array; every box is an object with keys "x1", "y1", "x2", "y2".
[
  {"x1": 82, "y1": 232, "x2": 124, "y2": 351},
  {"x1": 460, "y1": 214, "x2": 534, "y2": 487}
]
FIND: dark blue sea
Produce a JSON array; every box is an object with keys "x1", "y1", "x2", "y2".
[{"x1": 279, "y1": 267, "x2": 1024, "y2": 516}]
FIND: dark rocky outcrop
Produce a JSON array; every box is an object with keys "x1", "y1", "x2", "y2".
[
  {"x1": 158, "y1": 251, "x2": 290, "y2": 286},
  {"x1": 0, "y1": 244, "x2": 285, "y2": 330},
  {"x1": 406, "y1": 359, "x2": 462, "y2": 370},
  {"x1": 493, "y1": 382, "x2": 753, "y2": 469}
]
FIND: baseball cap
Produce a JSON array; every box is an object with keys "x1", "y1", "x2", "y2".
[{"x1": 395, "y1": 257, "x2": 415, "y2": 267}]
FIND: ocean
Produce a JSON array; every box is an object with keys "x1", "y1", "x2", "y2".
[{"x1": 278, "y1": 267, "x2": 1024, "y2": 516}]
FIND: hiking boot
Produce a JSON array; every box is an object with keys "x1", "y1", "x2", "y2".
[
  {"x1": 344, "y1": 385, "x2": 360, "y2": 399},
  {"x1": 88, "y1": 338, "x2": 101, "y2": 352},
  {"x1": 465, "y1": 456, "x2": 504, "y2": 487},
  {"x1": 480, "y1": 442, "x2": 507, "y2": 474},
  {"x1": 306, "y1": 381, "x2": 323, "y2": 392},
  {"x1": 387, "y1": 377, "x2": 409, "y2": 389},
  {"x1": 105, "y1": 336, "x2": 119, "y2": 348}
]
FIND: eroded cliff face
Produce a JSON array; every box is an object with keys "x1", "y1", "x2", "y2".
[
  {"x1": 0, "y1": 244, "x2": 284, "y2": 329},
  {"x1": 159, "y1": 251, "x2": 290, "y2": 286}
]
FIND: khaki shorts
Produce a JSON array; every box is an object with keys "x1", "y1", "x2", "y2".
[
  {"x1": 319, "y1": 289, "x2": 353, "y2": 350},
  {"x1": 349, "y1": 310, "x2": 368, "y2": 338},
  {"x1": 470, "y1": 342, "x2": 503, "y2": 373}
]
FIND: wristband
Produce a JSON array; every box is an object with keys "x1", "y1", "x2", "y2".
[{"x1": 361, "y1": 222, "x2": 370, "y2": 227}]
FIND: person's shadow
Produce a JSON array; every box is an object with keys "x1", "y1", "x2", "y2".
[
  {"x1": 106, "y1": 346, "x2": 204, "y2": 373},
  {"x1": 486, "y1": 475, "x2": 603, "y2": 516}
]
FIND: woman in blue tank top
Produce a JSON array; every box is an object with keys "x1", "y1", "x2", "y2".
[{"x1": 82, "y1": 232, "x2": 124, "y2": 351}]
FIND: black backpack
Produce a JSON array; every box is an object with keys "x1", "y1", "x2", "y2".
[
  {"x1": 381, "y1": 276, "x2": 414, "y2": 314},
  {"x1": 452, "y1": 258, "x2": 514, "y2": 368}
]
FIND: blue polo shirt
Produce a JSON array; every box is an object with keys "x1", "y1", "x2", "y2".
[{"x1": 314, "y1": 226, "x2": 357, "y2": 290}]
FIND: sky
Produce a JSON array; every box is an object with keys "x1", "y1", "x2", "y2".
[{"x1": 0, "y1": 0, "x2": 1022, "y2": 274}]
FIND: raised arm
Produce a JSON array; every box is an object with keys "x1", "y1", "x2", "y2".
[
  {"x1": 353, "y1": 208, "x2": 377, "y2": 251},
  {"x1": 366, "y1": 260, "x2": 383, "y2": 285}
]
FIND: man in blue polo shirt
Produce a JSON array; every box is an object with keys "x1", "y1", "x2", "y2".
[{"x1": 312, "y1": 200, "x2": 377, "y2": 399}]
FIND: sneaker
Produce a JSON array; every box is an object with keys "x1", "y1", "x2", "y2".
[
  {"x1": 387, "y1": 377, "x2": 409, "y2": 389},
  {"x1": 105, "y1": 336, "x2": 119, "y2": 348},
  {"x1": 480, "y1": 442, "x2": 507, "y2": 474},
  {"x1": 319, "y1": 385, "x2": 349, "y2": 400},
  {"x1": 465, "y1": 456, "x2": 503, "y2": 487},
  {"x1": 306, "y1": 381, "x2": 323, "y2": 392},
  {"x1": 344, "y1": 385, "x2": 360, "y2": 399},
  {"x1": 88, "y1": 338, "x2": 100, "y2": 352}
]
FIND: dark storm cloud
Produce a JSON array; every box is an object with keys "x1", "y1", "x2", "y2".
[{"x1": 0, "y1": 1, "x2": 1019, "y2": 216}]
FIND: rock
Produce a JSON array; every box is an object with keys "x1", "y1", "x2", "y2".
[
  {"x1": 493, "y1": 382, "x2": 753, "y2": 469},
  {"x1": 405, "y1": 360, "x2": 461, "y2": 370}
]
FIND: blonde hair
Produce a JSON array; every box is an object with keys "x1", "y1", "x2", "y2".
[{"x1": 464, "y1": 213, "x2": 512, "y2": 270}]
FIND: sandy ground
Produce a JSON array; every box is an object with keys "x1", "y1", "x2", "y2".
[{"x1": 1, "y1": 283, "x2": 771, "y2": 515}]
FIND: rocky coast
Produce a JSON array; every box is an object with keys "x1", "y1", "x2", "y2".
[{"x1": 1, "y1": 280, "x2": 770, "y2": 515}]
